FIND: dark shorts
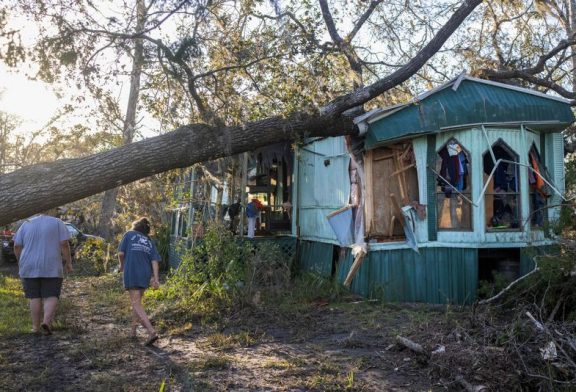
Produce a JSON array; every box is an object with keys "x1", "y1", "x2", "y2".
[{"x1": 22, "y1": 278, "x2": 63, "y2": 299}]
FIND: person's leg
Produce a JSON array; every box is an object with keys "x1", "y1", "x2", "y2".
[
  {"x1": 128, "y1": 289, "x2": 156, "y2": 338},
  {"x1": 130, "y1": 308, "x2": 139, "y2": 337},
  {"x1": 42, "y1": 297, "x2": 59, "y2": 327},
  {"x1": 247, "y1": 217, "x2": 255, "y2": 238},
  {"x1": 39, "y1": 278, "x2": 63, "y2": 330},
  {"x1": 29, "y1": 298, "x2": 42, "y2": 332},
  {"x1": 22, "y1": 278, "x2": 42, "y2": 332}
]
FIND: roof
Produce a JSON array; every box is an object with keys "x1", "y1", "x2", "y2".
[{"x1": 358, "y1": 74, "x2": 575, "y2": 149}]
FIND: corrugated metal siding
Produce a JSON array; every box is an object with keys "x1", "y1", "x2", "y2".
[
  {"x1": 298, "y1": 137, "x2": 351, "y2": 242},
  {"x1": 298, "y1": 240, "x2": 334, "y2": 277},
  {"x1": 366, "y1": 79, "x2": 574, "y2": 148},
  {"x1": 545, "y1": 132, "x2": 565, "y2": 221},
  {"x1": 335, "y1": 246, "x2": 478, "y2": 304}
]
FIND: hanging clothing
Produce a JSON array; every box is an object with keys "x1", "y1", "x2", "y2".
[
  {"x1": 438, "y1": 145, "x2": 468, "y2": 197},
  {"x1": 529, "y1": 151, "x2": 545, "y2": 191}
]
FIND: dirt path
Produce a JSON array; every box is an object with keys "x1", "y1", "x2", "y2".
[{"x1": 0, "y1": 266, "x2": 467, "y2": 391}]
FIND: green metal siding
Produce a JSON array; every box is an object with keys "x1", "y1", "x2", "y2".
[
  {"x1": 334, "y1": 247, "x2": 478, "y2": 304},
  {"x1": 297, "y1": 137, "x2": 351, "y2": 242},
  {"x1": 298, "y1": 240, "x2": 334, "y2": 277},
  {"x1": 366, "y1": 79, "x2": 574, "y2": 149}
]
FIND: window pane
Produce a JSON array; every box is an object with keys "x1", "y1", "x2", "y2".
[
  {"x1": 486, "y1": 193, "x2": 520, "y2": 229},
  {"x1": 437, "y1": 193, "x2": 472, "y2": 229},
  {"x1": 484, "y1": 141, "x2": 520, "y2": 231},
  {"x1": 436, "y1": 139, "x2": 472, "y2": 231},
  {"x1": 528, "y1": 146, "x2": 548, "y2": 228}
]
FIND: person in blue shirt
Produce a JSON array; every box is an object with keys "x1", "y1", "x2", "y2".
[{"x1": 118, "y1": 217, "x2": 161, "y2": 346}]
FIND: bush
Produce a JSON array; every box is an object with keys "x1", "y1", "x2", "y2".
[
  {"x1": 74, "y1": 238, "x2": 111, "y2": 275},
  {"x1": 149, "y1": 222, "x2": 293, "y2": 324}
]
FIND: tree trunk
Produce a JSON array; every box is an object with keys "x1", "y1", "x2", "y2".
[
  {"x1": 0, "y1": 0, "x2": 483, "y2": 226},
  {"x1": 0, "y1": 113, "x2": 352, "y2": 225},
  {"x1": 97, "y1": 0, "x2": 146, "y2": 239}
]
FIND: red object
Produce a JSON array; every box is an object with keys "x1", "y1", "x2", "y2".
[{"x1": 252, "y1": 198, "x2": 264, "y2": 210}]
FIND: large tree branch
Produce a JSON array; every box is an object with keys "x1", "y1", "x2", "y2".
[
  {"x1": 478, "y1": 32, "x2": 576, "y2": 101},
  {"x1": 0, "y1": 112, "x2": 354, "y2": 225},
  {"x1": 320, "y1": 0, "x2": 484, "y2": 118},
  {"x1": 319, "y1": 0, "x2": 344, "y2": 45},
  {"x1": 345, "y1": 0, "x2": 384, "y2": 43}
]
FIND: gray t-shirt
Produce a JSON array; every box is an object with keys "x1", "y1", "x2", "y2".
[{"x1": 14, "y1": 215, "x2": 71, "y2": 278}]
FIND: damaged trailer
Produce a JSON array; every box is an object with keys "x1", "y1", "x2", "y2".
[{"x1": 295, "y1": 74, "x2": 574, "y2": 304}]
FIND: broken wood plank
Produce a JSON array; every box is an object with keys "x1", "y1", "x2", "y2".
[
  {"x1": 390, "y1": 163, "x2": 416, "y2": 177},
  {"x1": 390, "y1": 193, "x2": 406, "y2": 227},
  {"x1": 396, "y1": 335, "x2": 427, "y2": 355},
  {"x1": 343, "y1": 249, "x2": 367, "y2": 287}
]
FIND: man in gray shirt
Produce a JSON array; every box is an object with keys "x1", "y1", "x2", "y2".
[{"x1": 14, "y1": 211, "x2": 72, "y2": 335}]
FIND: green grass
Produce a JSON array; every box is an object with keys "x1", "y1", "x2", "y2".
[
  {"x1": 188, "y1": 354, "x2": 234, "y2": 371},
  {"x1": 0, "y1": 274, "x2": 30, "y2": 335},
  {"x1": 201, "y1": 330, "x2": 266, "y2": 350}
]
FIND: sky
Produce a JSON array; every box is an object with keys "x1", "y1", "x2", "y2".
[{"x1": 0, "y1": 66, "x2": 61, "y2": 133}]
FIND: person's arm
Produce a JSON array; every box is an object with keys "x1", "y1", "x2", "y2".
[
  {"x1": 14, "y1": 244, "x2": 22, "y2": 263},
  {"x1": 60, "y1": 240, "x2": 73, "y2": 273},
  {"x1": 151, "y1": 260, "x2": 160, "y2": 289},
  {"x1": 118, "y1": 252, "x2": 125, "y2": 272}
]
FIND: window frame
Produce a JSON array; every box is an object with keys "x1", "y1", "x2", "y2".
[
  {"x1": 435, "y1": 137, "x2": 473, "y2": 232},
  {"x1": 483, "y1": 139, "x2": 522, "y2": 232}
]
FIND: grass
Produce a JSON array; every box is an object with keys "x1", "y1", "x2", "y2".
[
  {"x1": 201, "y1": 330, "x2": 266, "y2": 350},
  {"x1": 0, "y1": 274, "x2": 30, "y2": 335},
  {"x1": 188, "y1": 354, "x2": 234, "y2": 371}
]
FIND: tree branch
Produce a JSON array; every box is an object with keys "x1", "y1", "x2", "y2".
[
  {"x1": 321, "y1": 0, "x2": 484, "y2": 118},
  {"x1": 345, "y1": 0, "x2": 384, "y2": 43}
]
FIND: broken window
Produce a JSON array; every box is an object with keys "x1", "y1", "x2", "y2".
[
  {"x1": 365, "y1": 142, "x2": 419, "y2": 241},
  {"x1": 528, "y1": 144, "x2": 549, "y2": 228},
  {"x1": 436, "y1": 139, "x2": 472, "y2": 230},
  {"x1": 483, "y1": 140, "x2": 520, "y2": 231}
]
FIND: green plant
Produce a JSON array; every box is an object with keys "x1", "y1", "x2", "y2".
[
  {"x1": 153, "y1": 224, "x2": 171, "y2": 271},
  {"x1": 74, "y1": 238, "x2": 110, "y2": 275},
  {"x1": 0, "y1": 275, "x2": 29, "y2": 335},
  {"x1": 478, "y1": 271, "x2": 510, "y2": 299}
]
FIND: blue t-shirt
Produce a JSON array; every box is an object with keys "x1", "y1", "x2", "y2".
[
  {"x1": 119, "y1": 230, "x2": 161, "y2": 289},
  {"x1": 246, "y1": 202, "x2": 258, "y2": 218},
  {"x1": 14, "y1": 215, "x2": 71, "y2": 278}
]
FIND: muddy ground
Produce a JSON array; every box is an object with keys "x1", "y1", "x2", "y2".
[{"x1": 0, "y1": 261, "x2": 516, "y2": 392}]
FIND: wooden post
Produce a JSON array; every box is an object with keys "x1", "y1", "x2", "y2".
[{"x1": 344, "y1": 249, "x2": 367, "y2": 287}]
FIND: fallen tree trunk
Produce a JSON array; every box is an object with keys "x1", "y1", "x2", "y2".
[{"x1": 0, "y1": 113, "x2": 353, "y2": 225}]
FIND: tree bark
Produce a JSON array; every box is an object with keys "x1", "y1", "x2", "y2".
[
  {"x1": 97, "y1": 0, "x2": 146, "y2": 239},
  {"x1": 0, "y1": 0, "x2": 484, "y2": 226}
]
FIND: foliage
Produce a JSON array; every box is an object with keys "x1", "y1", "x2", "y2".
[
  {"x1": 478, "y1": 271, "x2": 512, "y2": 300},
  {"x1": 74, "y1": 237, "x2": 111, "y2": 276},
  {"x1": 152, "y1": 224, "x2": 171, "y2": 271},
  {"x1": 147, "y1": 221, "x2": 296, "y2": 325},
  {"x1": 0, "y1": 274, "x2": 29, "y2": 336}
]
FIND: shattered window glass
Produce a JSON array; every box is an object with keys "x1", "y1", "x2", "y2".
[
  {"x1": 436, "y1": 139, "x2": 472, "y2": 231},
  {"x1": 528, "y1": 144, "x2": 549, "y2": 228},
  {"x1": 483, "y1": 141, "x2": 520, "y2": 231}
]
